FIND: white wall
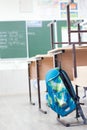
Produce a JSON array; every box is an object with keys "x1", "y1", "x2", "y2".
[
  {"x1": 0, "y1": 0, "x2": 32, "y2": 20},
  {"x1": 0, "y1": 60, "x2": 29, "y2": 96},
  {"x1": 1, "y1": 0, "x2": 87, "y2": 21},
  {"x1": 0, "y1": 0, "x2": 60, "y2": 21},
  {"x1": 78, "y1": 0, "x2": 87, "y2": 20}
]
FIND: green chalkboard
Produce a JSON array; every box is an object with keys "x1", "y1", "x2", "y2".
[
  {"x1": 0, "y1": 21, "x2": 27, "y2": 58},
  {"x1": 28, "y1": 20, "x2": 67, "y2": 57},
  {"x1": 28, "y1": 21, "x2": 51, "y2": 57}
]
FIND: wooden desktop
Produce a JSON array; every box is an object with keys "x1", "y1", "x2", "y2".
[{"x1": 48, "y1": 46, "x2": 87, "y2": 81}]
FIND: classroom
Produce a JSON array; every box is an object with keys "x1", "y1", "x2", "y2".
[{"x1": 0, "y1": 0, "x2": 87, "y2": 129}]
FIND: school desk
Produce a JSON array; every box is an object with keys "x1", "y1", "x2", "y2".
[{"x1": 28, "y1": 54, "x2": 54, "y2": 114}]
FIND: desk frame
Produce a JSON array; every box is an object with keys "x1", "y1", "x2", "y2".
[{"x1": 28, "y1": 56, "x2": 53, "y2": 114}]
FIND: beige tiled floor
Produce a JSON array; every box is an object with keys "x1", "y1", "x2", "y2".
[{"x1": 0, "y1": 83, "x2": 87, "y2": 130}]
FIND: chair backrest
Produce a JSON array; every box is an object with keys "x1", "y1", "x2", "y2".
[{"x1": 45, "y1": 68, "x2": 76, "y2": 117}]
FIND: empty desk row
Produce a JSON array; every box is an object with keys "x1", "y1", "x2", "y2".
[{"x1": 27, "y1": 46, "x2": 87, "y2": 113}]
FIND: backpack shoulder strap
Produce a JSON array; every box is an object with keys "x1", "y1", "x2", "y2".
[{"x1": 59, "y1": 69, "x2": 77, "y2": 102}]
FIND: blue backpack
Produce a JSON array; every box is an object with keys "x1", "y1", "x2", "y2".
[{"x1": 45, "y1": 68, "x2": 87, "y2": 126}]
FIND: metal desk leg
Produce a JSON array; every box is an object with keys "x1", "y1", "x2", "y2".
[
  {"x1": 28, "y1": 64, "x2": 35, "y2": 105},
  {"x1": 36, "y1": 60, "x2": 47, "y2": 114}
]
